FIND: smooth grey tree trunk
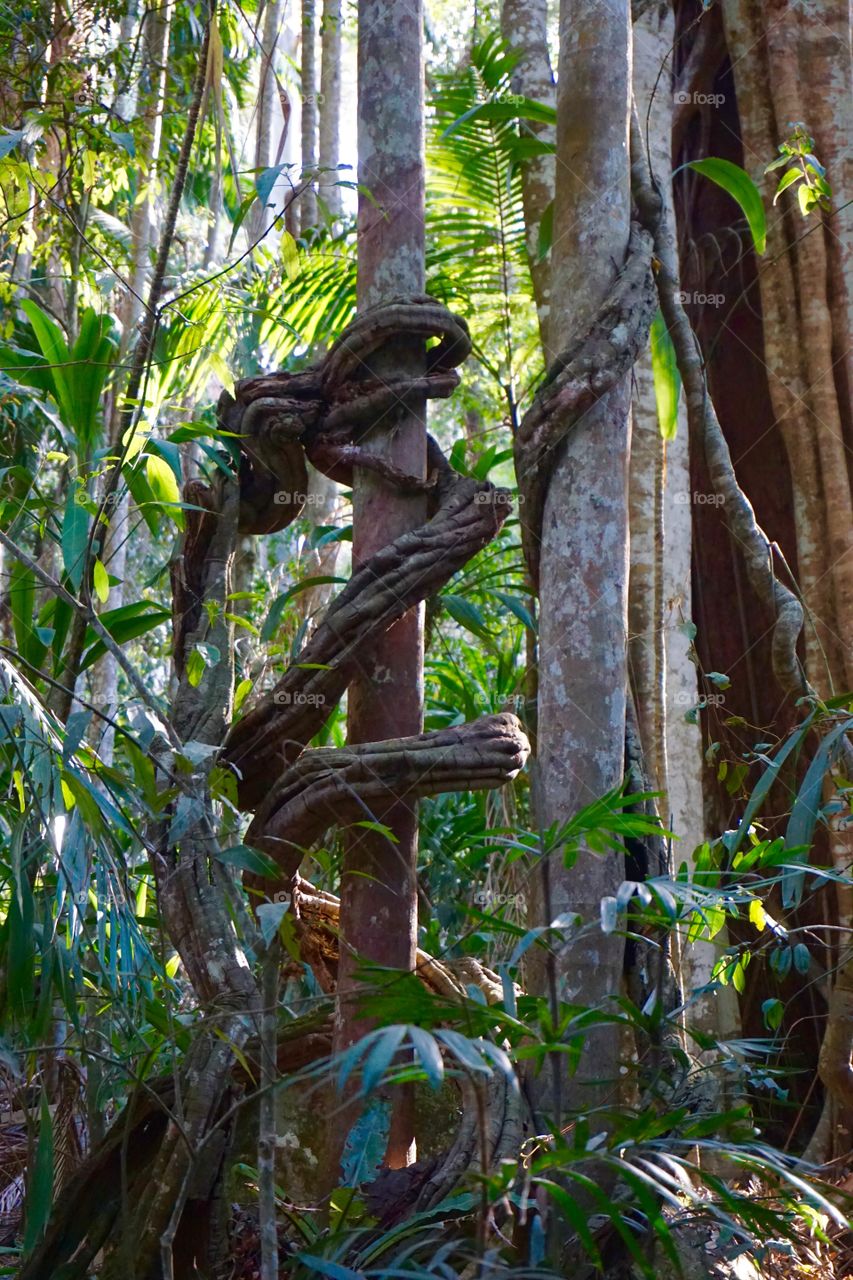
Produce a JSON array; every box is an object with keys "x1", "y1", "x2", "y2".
[{"x1": 529, "y1": 0, "x2": 632, "y2": 1123}]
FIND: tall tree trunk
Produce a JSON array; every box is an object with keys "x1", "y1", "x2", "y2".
[
  {"x1": 251, "y1": 0, "x2": 284, "y2": 241},
  {"x1": 91, "y1": 2, "x2": 172, "y2": 759},
  {"x1": 331, "y1": 0, "x2": 427, "y2": 1172},
  {"x1": 300, "y1": 0, "x2": 319, "y2": 232},
  {"x1": 124, "y1": 0, "x2": 172, "y2": 343},
  {"x1": 319, "y1": 0, "x2": 343, "y2": 219},
  {"x1": 722, "y1": 0, "x2": 853, "y2": 1155},
  {"x1": 499, "y1": 0, "x2": 555, "y2": 359},
  {"x1": 630, "y1": 0, "x2": 739, "y2": 1055},
  {"x1": 528, "y1": 0, "x2": 632, "y2": 1121}
]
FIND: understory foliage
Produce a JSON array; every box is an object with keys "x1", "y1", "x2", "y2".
[{"x1": 0, "y1": 3, "x2": 851, "y2": 1278}]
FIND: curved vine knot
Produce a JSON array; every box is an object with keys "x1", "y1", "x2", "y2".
[{"x1": 218, "y1": 294, "x2": 473, "y2": 536}]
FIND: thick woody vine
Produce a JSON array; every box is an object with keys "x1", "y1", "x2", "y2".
[{"x1": 19, "y1": 298, "x2": 530, "y2": 1279}]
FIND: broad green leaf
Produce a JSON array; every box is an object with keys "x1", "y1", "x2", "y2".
[
  {"x1": 773, "y1": 167, "x2": 802, "y2": 202},
  {"x1": 93, "y1": 558, "x2": 110, "y2": 604},
  {"x1": 361, "y1": 1024, "x2": 407, "y2": 1095},
  {"x1": 22, "y1": 1095, "x2": 53, "y2": 1251},
  {"x1": 688, "y1": 158, "x2": 767, "y2": 255},
  {"x1": 340, "y1": 1096, "x2": 391, "y2": 1186},
  {"x1": 215, "y1": 844, "x2": 281, "y2": 879},
  {"x1": 186, "y1": 649, "x2": 205, "y2": 687},
  {"x1": 78, "y1": 601, "x2": 170, "y2": 670},
  {"x1": 650, "y1": 309, "x2": 681, "y2": 440},
  {"x1": 20, "y1": 299, "x2": 74, "y2": 425},
  {"x1": 61, "y1": 489, "x2": 89, "y2": 590},
  {"x1": 281, "y1": 230, "x2": 300, "y2": 281},
  {"x1": 442, "y1": 95, "x2": 557, "y2": 138},
  {"x1": 261, "y1": 576, "x2": 346, "y2": 641},
  {"x1": 145, "y1": 453, "x2": 181, "y2": 507},
  {"x1": 440, "y1": 593, "x2": 493, "y2": 640},
  {"x1": 0, "y1": 129, "x2": 23, "y2": 158},
  {"x1": 783, "y1": 719, "x2": 852, "y2": 905},
  {"x1": 8, "y1": 560, "x2": 45, "y2": 670},
  {"x1": 294, "y1": 1258, "x2": 362, "y2": 1280},
  {"x1": 408, "y1": 1026, "x2": 444, "y2": 1090},
  {"x1": 536, "y1": 200, "x2": 553, "y2": 262}
]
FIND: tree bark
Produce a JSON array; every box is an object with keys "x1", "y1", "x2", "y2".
[
  {"x1": 631, "y1": 0, "x2": 740, "y2": 1055},
  {"x1": 722, "y1": 0, "x2": 853, "y2": 1152},
  {"x1": 319, "y1": 0, "x2": 343, "y2": 218},
  {"x1": 251, "y1": 0, "x2": 285, "y2": 241},
  {"x1": 330, "y1": 0, "x2": 428, "y2": 1173},
  {"x1": 527, "y1": 0, "x2": 632, "y2": 1121},
  {"x1": 300, "y1": 0, "x2": 319, "y2": 232},
  {"x1": 499, "y1": 0, "x2": 555, "y2": 360}
]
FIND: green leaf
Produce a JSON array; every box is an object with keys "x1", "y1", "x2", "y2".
[
  {"x1": 93, "y1": 558, "x2": 110, "y2": 604},
  {"x1": 260, "y1": 576, "x2": 346, "y2": 642},
  {"x1": 20, "y1": 299, "x2": 74, "y2": 424},
  {"x1": 442, "y1": 95, "x2": 557, "y2": 139},
  {"x1": 61, "y1": 489, "x2": 89, "y2": 590},
  {"x1": 727, "y1": 713, "x2": 814, "y2": 858},
  {"x1": 215, "y1": 844, "x2": 281, "y2": 879},
  {"x1": 650, "y1": 309, "x2": 681, "y2": 440},
  {"x1": 440, "y1": 593, "x2": 493, "y2": 640},
  {"x1": 8, "y1": 560, "x2": 46, "y2": 670},
  {"x1": 536, "y1": 200, "x2": 553, "y2": 262},
  {"x1": 256, "y1": 162, "x2": 289, "y2": 209},
  {"x1": 79, "y1": 602, "x2": 170, "y2": 671},
  {"x1": 23, "y1": 1095, "x2": 53, "y2": 1251},
  {"x1": 762, "y1": 998, "x2": 783, "y2": 1030},
  {"x1": 783, "y1": 718, "x2": 852, "y2": 904},
  {"x1": 688, "y1": 158, "x2": 767, "y2": 255},
  {"x1": 0, "y1": 129, "x2": 23, "y2": 159},
  {"x1": 256, "y1": 900, "x2": 290, "y2": 947},
  {"x1": 491, "y1": 589, "x2": 536, "y2": 631},
  {"x1": 797, "y1": 182, "x2": 816, "y2": 217},
  {"x1": 294, "y1": 1259, "x2": 362, "y2": 1280},
  {"x1": 281, "y1": 230, "x2": 300, "y2": 281},
  {"x1": 340, "y1": 1096, "x2": 391, "y2": 1185},
  {"x1": 361, "y1": 1025, "x2": 407, "y2": 1095},
  {"x1": 408, "y1": 1026, "x2": 444, "y2": 1090},
  {"x1": 186, "y1": 649, "x2": 205, "y2": 687},
  {"x1": 145, "y1": 453, "x2": 181, "y2": 507},
  {"x1": 773, "y1": 167, "x2": 802, "y2": 202}
]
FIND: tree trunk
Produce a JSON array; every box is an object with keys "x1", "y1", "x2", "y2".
[
  {"x1": 722, "y1": 0, "x2": 853, "y2": 1154},
  {"x1": 499, "y1": 0, "x2": 555, "y2": 359},
  {"x1": 319, "y1": 0, "x2": 343, "y2": 218},
  {"x1": 300, "y1": 0, "x2": 319, "y2": 232},
  {"x1": 528, "y1": 0, "x2": 632, "y2": 1121},
  {"x1": 250, "y1": 0, "x2": 285, "y2": 242},
  {"x1": 330, "y1": 0, "x2": 427, "y2": 1174},
  {"x1": 631, "y1": 0, "x2": 740, "y2": 1055}
]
